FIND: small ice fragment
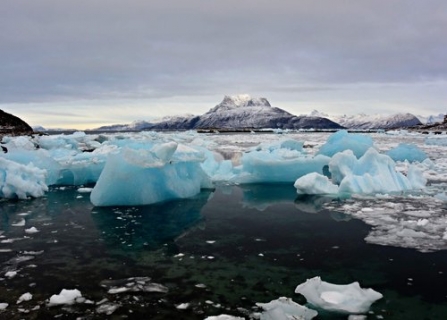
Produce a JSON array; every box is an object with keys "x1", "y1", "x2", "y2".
[
  {"x1": 417, "y1": 219, "x2": 429, "y2": 226},
  {"x1": 258, "y1": 253, "x2": 264, "y2": 257},
  {"x1": 176, "y1": 303, "x2": 190, "y2": 310},
  {"x1": 205, "y1": 300, "x2": 214, "y2": 304},
  {"x1": 0, "y1": 303, "x2": 8, "y2": 310},
  {"x1": 17, "y1": 292, "x2": 33, "y2": 304},
  {"x1": 5, "y1": 271, "x2": 17, "y2": 278},
  {"x1": 206, "y1": 240, "x2": 216, "y2": 244},
  {"x1": 204, "y1": 314, "x2": 244, "y2": 320},
  {"x1": 348, "y1": 315, "x2": 367, "y2": 320},
  {"x1": 96, "y1": 302, "x2": 120, "y2": 315},
  {"x1": 195, "y1": 283, "x2": 206, "y2": 288},
  {"x1": 0, "y1": 249, "x2": 12, "y2": 253},
  {"x1": 77, "y1": 187, "x2": 93, "y2": 193},
  {"x1": 174, "y1": 253, "x2": 185, "y2": 258},
  {"x1": 25, "y1": 227, "x2": 39, "y2": 234},
  {"x1": 12, "y1": 219, "x2": 26, "y2": 227},
  {"x1": 48, "y1": 289, "x2": 82, "y2": 306},
  {"x1": 207, "y1": 256, "x2": 215, "y2": 260}
]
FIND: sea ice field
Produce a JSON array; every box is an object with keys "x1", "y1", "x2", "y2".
[{"x1": 1, "y1": 130, "x2": 447, "y2": 319}]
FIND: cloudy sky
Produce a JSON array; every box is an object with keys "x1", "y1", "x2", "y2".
[{"x1": 1, "y1": 0, "x2": 446, "y2": 129}]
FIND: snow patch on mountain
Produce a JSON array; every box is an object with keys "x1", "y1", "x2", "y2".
[{"x1": 330, "y1": 113, "x2": 421, "y2": 129}]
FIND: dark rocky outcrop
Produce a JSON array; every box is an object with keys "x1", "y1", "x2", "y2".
[{"x1": 0, "y1": 109, "x2": 34, "y2": 137}]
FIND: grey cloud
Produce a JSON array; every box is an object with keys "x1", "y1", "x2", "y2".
[{"x1": 0, "y1": 0, "x2": 446, "y2": 105}]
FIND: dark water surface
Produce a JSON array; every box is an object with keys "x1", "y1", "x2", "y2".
[{"x1": 1, "y1": 185, "x2": 447, "y2": 319}]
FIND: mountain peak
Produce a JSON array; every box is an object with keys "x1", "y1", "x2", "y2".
[{"x1": 207, "y1": 94, "x2": 271, "y2": 113}]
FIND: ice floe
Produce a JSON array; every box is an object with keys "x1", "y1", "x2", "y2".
[
  {"x1": 99, "y1": 276, "x2": 168, "y2": 294},
  {"x1": 295, "y1": 276, "x2": 382, "y2": 314},
  {"x1": 256, "y1": 296, "x2": 318, "y2": 319},
  {"x1": 48, "y1": 289, "x2": 83, "y2": 306}
]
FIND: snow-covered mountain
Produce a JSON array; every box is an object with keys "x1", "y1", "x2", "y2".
[
  {"x1": 327, "y1": 113, "x2": 422, "y2": 130},
  {"x1": 417, "y1": 113, "x2": 445, "y2": 125},
  {"x1": 95, "y1": 95, "x2": 343, "y2": 131},
  {"x1": 149, "y1": 95, "x2": 342, "y2": 130}
]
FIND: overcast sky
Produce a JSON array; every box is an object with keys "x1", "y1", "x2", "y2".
[{"x1": 1, "y1": 0, "x2": 446, "y2": 129}]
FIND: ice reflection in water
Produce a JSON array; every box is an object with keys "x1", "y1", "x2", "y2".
[{"x1": 0, "y1": 185, "x2": 447, "y2": 319}]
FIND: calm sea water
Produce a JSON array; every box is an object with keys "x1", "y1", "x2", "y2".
[{"x1": 1, "y1": 184, "x2": 447, "y2": 319}]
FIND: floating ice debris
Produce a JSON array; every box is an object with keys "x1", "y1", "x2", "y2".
[
  {"x1": 77, "y1": 187, "x2": 93, "y2": 193},
  {"x1": 348, "y1": 315, "x2": 367, "y2": 320},
  {"x1": 204, "y1": 315, "x2": 244, "y2": 320},
  {"x1": 295, "y1": 277, "x2": 382, "y2": 314},
  {"x1": 326, "y1": 197, "x2": 447, "y2": 252},
  {"x1": 0, "y1": 249, "x2": 12, "y2": 253},
  {"x1": 176, "y1": 303, "x2": 190, "y2": 310},
  {"x1": 206, "y1": 240, "x2": 216, "y2": 244},
  {"x1": 195, "y1": 283, "x2": 207, "y2": 288},
  {"x1": 100, "y1": 277, "x2": 168, "y2": 294},
  {"x1": 11, "y1": 219, "x2": 26, "y2": 227},
  {"x1": 256, "y1": 296, "x2": 318, "y2": 320},
  {"x1": 0, "y1": 303, "x2": 8, "y2": 310},
  {"x1": 5, "y1": 271, "x2": 17, "y2": 278},
  {"x1": 24, "y1": 227, "x2": 39, "y2": 234},
  {"x1": 17, "y1": 292, "x2": 32, "y2": 304},
  {"x1": 174, "y1": 253, "x2": 185, "y2": 258},
  {"x1": 48, "y1": 289, "x2": 82, "y2": 306},
  {"x1": 96, "y1": 302, "x2": 120, "y2": 315}
]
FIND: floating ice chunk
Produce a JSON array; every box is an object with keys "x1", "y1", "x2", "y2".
[
  {"x1": 332, "y1": 149, "x2": 425, "y2": 194},
  {"x1": 17, "y1": 292, "x2": 32, "y2": 304},
  {"x1": 96, "y1": 302, "x2": 120, "y2": 315},
  {"x1": 317, "y1": 130, "x2": 374, "y2": 158},
  {"x1": 12, "y1": 219, "x2": 26, "y2": 227},
  {"x1": 256, "y1": 296, "x2": 318, "y2": 320},
  {"x1": 77, "y1": 187, "x2": 93, "y2": 193},
  {"x1": 204, "y1": 315, "x2": 244, "y2": 320},
  {"x1": 417, "y1": 219, "x2": 429, "y2": 226},
  {"x1": 386, "y1": 143, "x2": 427, "y2": 163},
  {"x1": 0, "y1": 303, "x2": 8, "y2": 310},
  {"x1": 48, "y1": 289, "x2": 82, "y2": 306},
  {"x1": 25, "y1": 227, "x2": 39, "y2": 234},
  {"x1": 294, "y1": 172, "x2": 339, "y2": 195},
  {"x1": 176, "y1": 303, "x2": 190, "y2": 310},
  {"x1": 233, "y1": 148, "x2": 330, "y2": 184},
  {"x1": 100, "y1": 277, "x2": 168, "y2": 294},
  {"x1": 5, "y1": 271, "x2": 17, "y2": 278},
  {"x1": 90, "y1": 144, "x2": 211, "y2": 206},
  {"x1": 0, "y1": 158, "x2": 48, "y2": 199},
  {"x1": 295, "y1": 276, "x2": 382, "y2": 314}
]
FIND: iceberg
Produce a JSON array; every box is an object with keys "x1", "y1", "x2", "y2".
[
  {"x1": 232, "y1": 139, "x2": 330, "y2": 184},
  {"x1": 90, "y1": 142, "x2": 212, "y2": 206},
  {"x1": 295, "y1": 148, "x2": 426, "y2": 196},
  {"x1": 317, "y1": 130, "x2": 374, "y2": 158},
  {"x1": 295, "y1": 276, "x2": 382, "y2": 314},
  {"x1": 386, "y1": 143, "x2": 427, "y2": 163},
  {"x1": 256, "y1": 296, "x2": 318, "y2": 320},
  {"x1": 0, "y1": 157, "x2": 48, "y2": 199}
]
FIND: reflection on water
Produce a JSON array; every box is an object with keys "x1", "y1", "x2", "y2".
[
  {"x1": 0, "y1": 185, "x2": 447, "y2": 319},
  {"x1": 91, "y1": 191, "x2": 212, "y2": 251}
]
